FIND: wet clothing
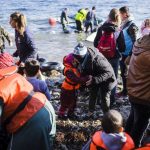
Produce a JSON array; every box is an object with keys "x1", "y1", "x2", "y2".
[
  {"x1": 77, "y1": 48, "x2": 117, "y2": 113},
  {"x1": 0, "y1": 52, "x2": 14, "y2": 69},
  {"x1": 126, "y1": 35, "x2": 150, "y2": 147},
  {"x1": 0, "y1": 26, "x2": 11, "y2": 52},
  {"x1": 86, "y1": 131, "x2": 134, "y2": 150},
  {"x1": 85, "y1": 10, "x2": 96, "y2": 32},
  {"x1": 75, "y1": 9, "x2": 87, "y2": 31},
  {"x1": 14, "y1": 27, "x2": 38, "y2": 63},
  {"x1": 27, "y1": 77, "x2": 51, "y2": 101},
  {"x1": 60, "y1": 10, "x2": 68, "y2": 30},
  {"x1": 0, "y1": 66, "x2": 56, "y2": 149}
]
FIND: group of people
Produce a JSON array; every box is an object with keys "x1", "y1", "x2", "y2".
[
  {"x1": 59, "y1": 5, "x2": 150, "y2": 150},
  {"x1": 0, "y1": 5, "x2": 150, "y2": 150},
  {"x1": 60, "y1": 6, "x2": 97, "y2": 33},
  {"x1": 0, "y1": 12, "x2": 56, "y2": 150}
]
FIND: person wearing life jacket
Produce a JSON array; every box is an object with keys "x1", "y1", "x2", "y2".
[
  {"x1": 0, "y1": 66, "x2": 56, "y2": 150},
  {"x1": 82, "y1": 110, "x2": 135, "y2": 150},
  {"x1": 75, "y1": 8, "x2": 88, "y2": 31},
  {"x1": 116, "y1": 6, "x2": 138, "y2": 98},
  {"x1": 58, "y1": 53, "x2": 89, "y2": 119}
]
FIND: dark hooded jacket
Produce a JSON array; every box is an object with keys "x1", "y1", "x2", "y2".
[
  {"x1": 127, "y1": 35, "x2": 150, "y2": 106},
  {"x1": 94, "y1": 22, "x2": 118, "y2": 48},
  {"x1": 93, "y1": 22, "x2": 121, "y2": 59},
  {"x1": 79, "y1": 48, "x2": 117, "y2": 90}
]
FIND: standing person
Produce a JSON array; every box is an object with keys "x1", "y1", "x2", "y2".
[
  {"x1": 125, "y1": 35, "x2": 150, "y2": 148},
  {"x1": 82, "y1": 110, "x2": 134, "y2": 150},
  {"x1": 75, "y1": 8, "x2": 88, "y2": 32},
  {"x1": 94, "y1": 8, "x2": 121, "y2": 106},
  {"x1": 0, "y1": 25, "x2": 12, "y2": 53},
  {"x1": 9, "y1": 12, "x2": 38, "y2": 64},
  {"x1": 0, "y1": 66, "x2": 56, "y2": 150},
  {"x1": 73, "y1": 42, "x2": 117, "y2": 115},
  {"x1": 58, "y1": 53, "x2": 89, "y2": 119},
  {"x1": 141, "y1": 19, "x2": 150, "y2": 36},
  {"x1": 60, "y1": 8, "x2": 69, "y2": 32},
  {"x1": 116, "y1": 6, "x2": 138, "y2": 98},
  {"x1": 85, "y1": 6, "x2": 97, "y2": 33},
  {"x1": 24, "y1": 59, "x2": 51, "y2": 101}
]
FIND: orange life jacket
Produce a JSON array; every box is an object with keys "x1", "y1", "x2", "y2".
[
  {"x1": 62, "y1": 67, "x2": 80, "y2": 90},
  {"x1": 135, "y1": 144, "x2": 150, "y2": 150},
  {"x1": 90, "y1": 131, "x2": 135, "y2": 150},
  {"x1": 0, "y1": 66, "x2": 46, "y2": 133}
]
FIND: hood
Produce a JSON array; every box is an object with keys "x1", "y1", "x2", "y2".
[
  {"x1": 133, "y1": 34, "x2": 150, "y2": 55},
  {"x1": 101, "y1": 132, "x2": 127, "y2": 150},
  {"x1": 63, "y1": 53, "x2": 74, "y2": 67},
  {"x1": 101, "y1": 22, "x2": 117, "y2": 33}
]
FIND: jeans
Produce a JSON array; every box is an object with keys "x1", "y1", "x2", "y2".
[
  {"x1": 89, "y1": 85, "x2": 110, "y2": 113},
  {"x1": 120, "y1": 55, "x2": 128, "y2": 95},
  {"x1": 125, "y1": 99, "x2": 150, "y2": 147},
  {"x1": 108, "y1": 58, "x2": 119, "y2": 105}
]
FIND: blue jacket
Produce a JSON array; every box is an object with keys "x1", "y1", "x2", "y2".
[
  {"x1": 27, "y1": 77, "x2": 51, "y2": 101},
  {"x1": 15, "y1": 27, "x2": 38, "y2": 62}
]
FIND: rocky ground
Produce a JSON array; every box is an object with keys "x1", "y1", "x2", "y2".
[{"x1": 44, "y1": 70, "x2": 131, "y2": 150}]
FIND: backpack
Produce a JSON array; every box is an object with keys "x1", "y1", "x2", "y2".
[
  {"x1": 117, "y1": 22, "x2": 133, "y2": 55},
  {"x1": 97, "y1": 32, "x2": 116, "y2": 59}
]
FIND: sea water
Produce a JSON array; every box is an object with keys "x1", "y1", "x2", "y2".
[{"x1": 0, "y1": 0, "x2": 149, "y2": 62}]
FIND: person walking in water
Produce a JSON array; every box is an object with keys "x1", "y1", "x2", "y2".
[
  {"x1": 9, "y1": 12, "x2": 38, "y2": 64},
  {"x1": 60, "y1": 8, "x2": 69, "y2": 32},
  {"x1": 85, "y1": 6, "x2": 97, "y2": 33}
]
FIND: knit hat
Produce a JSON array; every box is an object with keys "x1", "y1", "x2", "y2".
[{"x1": 73, "y1": 42, "x2": 87, "y2": 56}]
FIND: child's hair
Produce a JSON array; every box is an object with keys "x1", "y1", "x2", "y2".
[
  {"x1": 144, "y1": 19, "x2": 150, "y2": 27},
  {"x1": 25, "y1": 59, "x2": 40, "y2": 77},
  {"x1": 102, "y1": 110, "x2": 123, "y2": 134},
  {"x1": 119, "y1": 6, "x2": 130, "y2": 18},
  {"x1": 92, "y1": 6, "x2": 96, "y2": 10},
  {"x1": 10, "y1": 12, "x2": 26, "y2": 35}
]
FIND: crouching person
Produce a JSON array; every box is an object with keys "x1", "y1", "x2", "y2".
[
  {"x1": 58, "y1": 53, "x2": 89, "y2": 119},
  {"x1": 0, "y1": 66, "x2": 56, "y2": 150},
  {"x1": 82, "y1": 110, "x2": 134, "y2": 150}
]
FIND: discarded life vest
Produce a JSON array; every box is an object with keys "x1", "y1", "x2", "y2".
[
  {"x1": 0, "y1": 52, "x2": 14, "y2": 69},
  {"x1": 62, "y1": 67, "x2": 80, "y2": 90},
  {"x1": 0, "y1": 66, "x2": 46, "y2": 133},
  {"x1": 90, "y1": 131, "x2": 134, "y2": 150}
]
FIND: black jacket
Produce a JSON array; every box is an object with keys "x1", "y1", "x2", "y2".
[
  {"x1": 93, "y1": 22, "x2": 121, "y2": 58},
  {"x1": 79, "y1": 48, "x2": 117, "y2": 90},
  {"x1": 94, "y1": 22, "x2": 118, "y2": 48}
]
